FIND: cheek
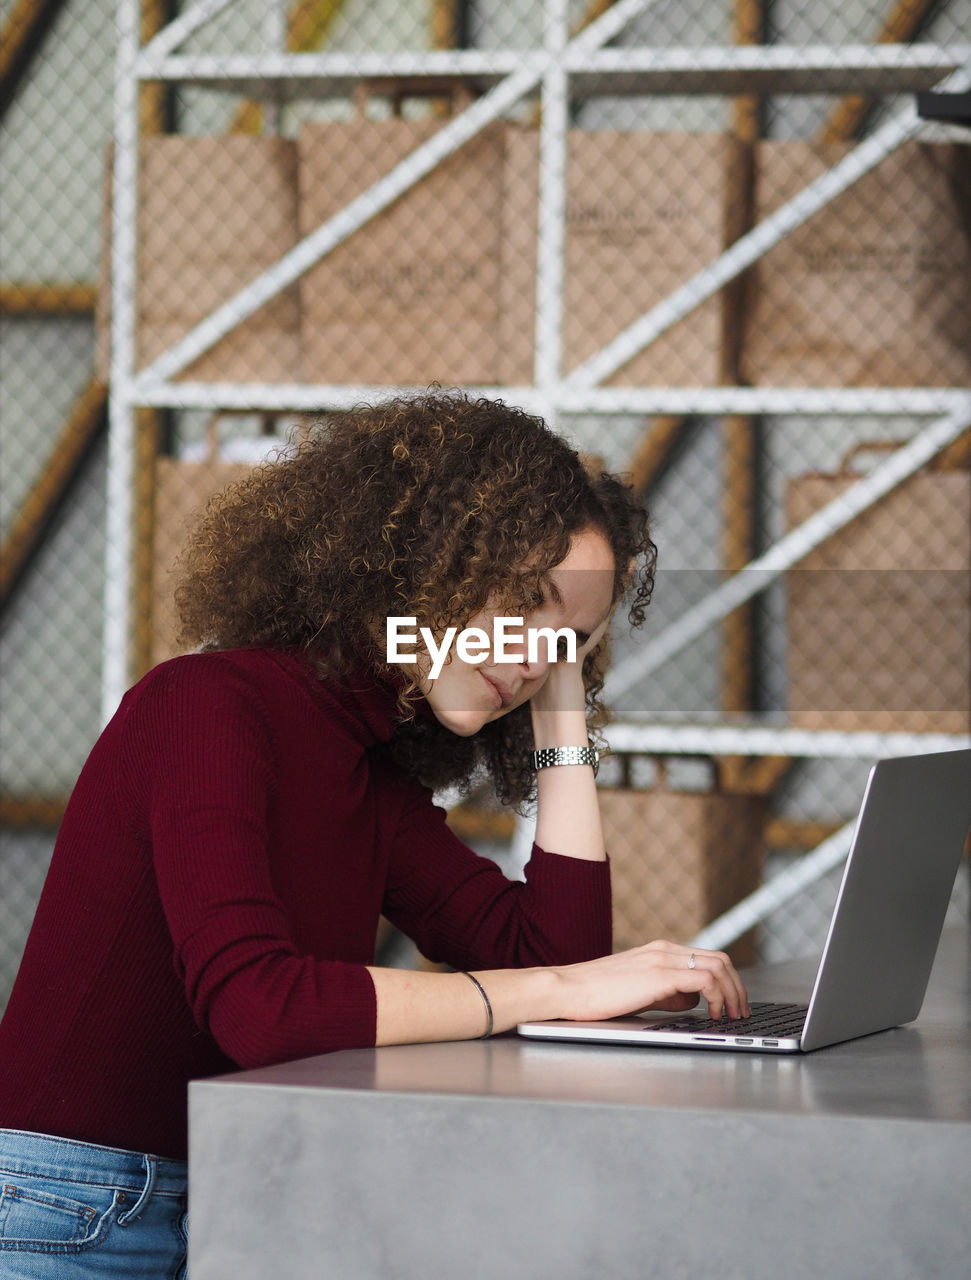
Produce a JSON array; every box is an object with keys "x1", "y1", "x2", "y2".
[
  {"x1": 509, "y1": 669, "x2": 549, "y2": 711},
  {"x1": 422, "y1": 664, "x2": 493, "y2": 734}
]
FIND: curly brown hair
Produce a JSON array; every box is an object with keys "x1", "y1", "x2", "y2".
[{"x1": 175, "y1": 389, "x2": 656, "y2": 806}]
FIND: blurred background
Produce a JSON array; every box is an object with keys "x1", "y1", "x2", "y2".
[{"x1": 2, "y1": 0, "x2": 970, "y2": 1008}]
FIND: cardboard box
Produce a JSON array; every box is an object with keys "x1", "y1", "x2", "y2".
[
  {"x1": 298, "y1": 118, "x2": 516, "y2": 386},
  {"x1": 787, "y1": 466, "x2": 971, "y2": 732},
  {"x1": 741, "y1": 140, "x2": 971, "y2": 387},
  {"x1": 504, "y1": 129, "x2": 743, "y2": 386},
  {"x1": 98, "y1": 136, "x2": 303, "y2": 383},
  {"x1": 599, "y1": 783, "x2": 766, "y2": 965},
  {"x1": 151, "y1": 448, "x2": 254, "y2": 665}
]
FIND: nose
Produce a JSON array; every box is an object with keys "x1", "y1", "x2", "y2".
[{"x1": 502, "y1": 640, "x2": 550, "y2": 682}]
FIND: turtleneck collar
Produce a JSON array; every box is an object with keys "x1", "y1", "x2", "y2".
[{"x1": 273, "y1": 648, "x2": 431, "y2": 745}]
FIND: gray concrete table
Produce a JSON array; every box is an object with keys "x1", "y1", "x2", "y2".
[{"x1": 189, "y1": 928, "x2": 971, "y2": 1280}]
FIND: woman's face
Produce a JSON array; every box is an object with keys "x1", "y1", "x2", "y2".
[{"x1": 415, "y1": 526, "x2": 617, "y2": 736}]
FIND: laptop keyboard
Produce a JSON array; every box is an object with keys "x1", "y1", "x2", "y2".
[{"x1": 650, "y1": 1002, "x2": 808, "y2": 1037}]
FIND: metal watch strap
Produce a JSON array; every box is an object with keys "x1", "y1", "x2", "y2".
[{"x1": 532, "y1": 745, "x2": 600, "y2": 775}]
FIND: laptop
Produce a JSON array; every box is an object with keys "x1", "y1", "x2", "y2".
[{"x1": 518, "y1": 748, "x2": 971, "y2": 1054}]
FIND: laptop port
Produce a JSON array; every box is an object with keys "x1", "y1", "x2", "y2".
[
  {"x1": 763, "y1": 1039, "x2": 779, "y2": 1046},
  {"x1": 736, "y1": 1037, "x2": 754, "y2": 1044},
  {"x1": 697, "y1": 1036, "x2": 726, "y2": 1042}
]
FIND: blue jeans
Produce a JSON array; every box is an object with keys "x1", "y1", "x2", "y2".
[{"x1": 0, "y1": 1129, "x2": 187, "y2": 1278}]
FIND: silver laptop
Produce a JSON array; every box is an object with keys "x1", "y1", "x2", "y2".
[{"x1": 518, "y1": 748, "x2": 971, "y2": 1054}]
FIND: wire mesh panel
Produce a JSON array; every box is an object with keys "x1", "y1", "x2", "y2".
[
  {"x1": 2, "y1": 0, "x2": 970, "y2": 1013},
  {"x1": 1, "y1": 0, "x2": 117, "y2": 1006},
  {"x1": 599, "y1": 767, "x2": 767, "y2": 965}
]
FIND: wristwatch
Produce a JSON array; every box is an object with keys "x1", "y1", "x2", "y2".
[{"x1": 532, "y1": 745, "x2": 600, "y2": 775}]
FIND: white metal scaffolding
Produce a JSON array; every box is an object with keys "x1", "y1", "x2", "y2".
[{"x1": 108, "y1": 0, "x2": 971, "y2": 947}]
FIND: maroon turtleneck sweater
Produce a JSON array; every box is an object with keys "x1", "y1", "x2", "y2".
[{"x1": 0, "y1": 649, "x2": 611, "y2": 1159}]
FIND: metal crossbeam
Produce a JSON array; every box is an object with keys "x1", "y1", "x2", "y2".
[
  {"x1": 104, "y1": 0, "x2": 142, "y2": 720},
  {"x1": 141, "y1": 0, "x2": 241, "y2": 64},
  {"x1": 570, "y1": 0, "x2": 660, "y2": 55},
  {"x1": 604, "y1": 724, "x2": 971, "y2": 759},
  {"x1": 690, "y1": 822, "x2": 855, "y2": 951},
  {"x1": 553, "y1": 387, "x2": 971, "y2": 417},
  {"x1": 138, "y1": 49, "x2": 530, "y2": 81},
  {"x1": 535, "y1": 0, "x2": 569, "y2": 396},
  {"x1": 138, "y1": 44, "x2": 970, "y2": 89},
  {"x1": 129, "y1": 383, "x2": 971, "y2": 417},
  {"x1": 568, "y1": 42, "x2": 968, "y2": 93}
]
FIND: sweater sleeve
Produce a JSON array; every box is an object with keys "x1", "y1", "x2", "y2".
[
  {"x1": 379, "y1": 770, "x2": 612, "y2": 970},
  {"x1": 121, "y1": 657, "x2": 377, "y2": 1069}
]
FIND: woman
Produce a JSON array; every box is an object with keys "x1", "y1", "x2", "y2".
[{"x1": 0, "y1": 390, "x2": 748, "y2": 1276}]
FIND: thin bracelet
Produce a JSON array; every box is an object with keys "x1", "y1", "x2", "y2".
[{"x1": 460, "y1": 971, "x2": 494, "y2": 1039}]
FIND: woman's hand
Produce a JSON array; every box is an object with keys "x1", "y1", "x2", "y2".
[
  {"x1": 550, "y1": 940, "x2": 751, "y2": 1023},
  {"x1": 528, "y1": 618, "x2": 609, "y2": 864},
  {"x1": 369, "y1": 940, "x2": 750, "y2": 1047},
  {"x1": 528, "y1": 615, "x2": 609, "y2": 720}
]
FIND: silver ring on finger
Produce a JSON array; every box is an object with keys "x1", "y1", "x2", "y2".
[{"x1": 688, "y1": 952, "x2": 696, "y2": 970}]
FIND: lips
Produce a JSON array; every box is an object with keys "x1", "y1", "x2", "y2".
[{"x1": 481, "y1": 671, "x2": 515, "y2": 708}]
